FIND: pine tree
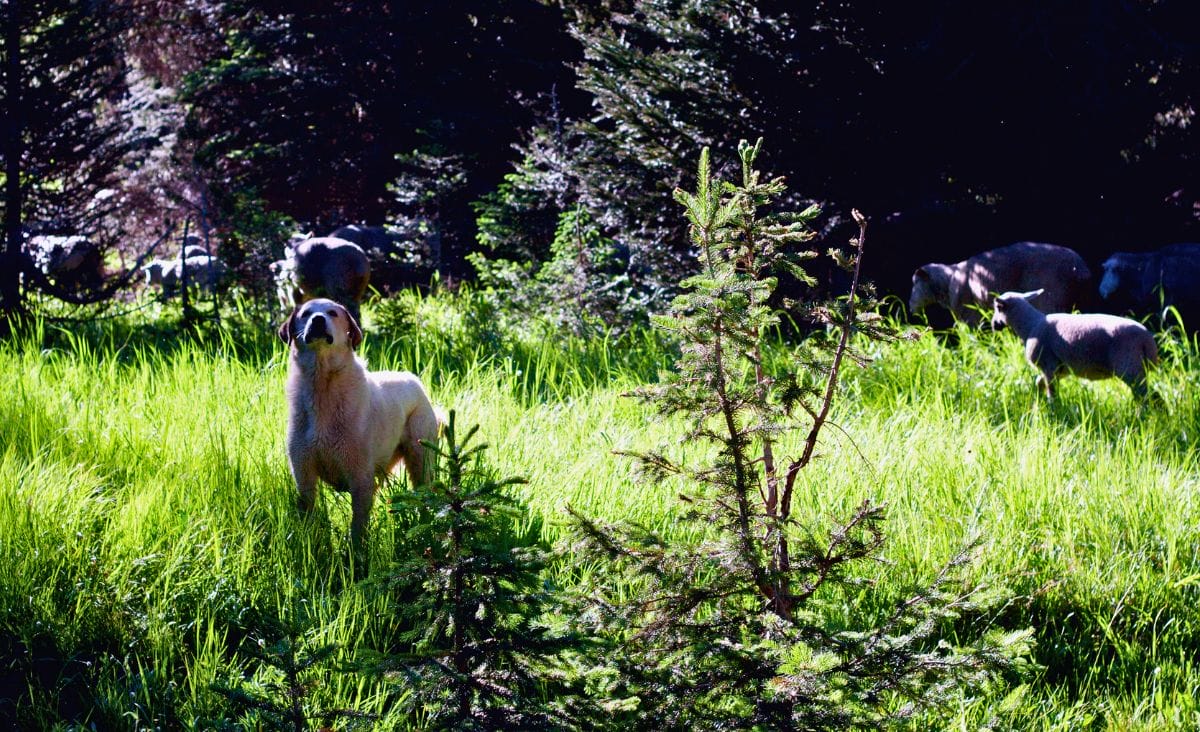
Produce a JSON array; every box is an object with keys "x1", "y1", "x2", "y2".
[
  {"x1": 478, "y1": 1, "x2": 864, "y2": 324},
  {"x1": 1, "y1": 0, "x2": 153, "y2": 328},
  {"x1": 566, "y1": 141, "x2": 1031, "y2": 729},
  {"x1": 182, "y1": 1, "x2": 577, "y2": 276},
  {"x1": 212, "y1": 621, "x2": 374, "y2": 731},
  {"x1": 366, "y1": 412, "x2": 594, "y2": 730}
]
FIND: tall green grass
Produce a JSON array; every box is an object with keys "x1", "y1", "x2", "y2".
[
  {"x1": 835, "y1": 324, "x2": 1200, "y2": 729},
  {"x1": 1, "y1": 312, "x2": 1198, "y2": 728}
]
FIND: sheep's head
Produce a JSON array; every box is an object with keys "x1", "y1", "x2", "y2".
[
  {"x1": 1099, "y1": 254, "x2": 1139, "y2": 300},
  {"x1": 991, "y1": 289, "x2": 1044, "y2": 330},
  {"x1": 143, "y1": 260, "x2": 167, "y2": 287},
  {"x1": 909, "y1": 264, "x2": 947, "y2": 315}
]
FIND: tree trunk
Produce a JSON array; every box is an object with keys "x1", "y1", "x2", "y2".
[
  {"x1": 1, "y1": 1, "x2": 24, "y2": 326},
  {"x1": 179, "y1": 220, "x2": 192, "y2": 327}
]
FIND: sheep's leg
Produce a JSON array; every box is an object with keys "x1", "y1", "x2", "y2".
[
  {"x1": 1119, "y1": 367, "x2": 1155, "y2": 403},
  {"x1": 1113, "y1": 342, "x2": 1153, "y2": 400},
  {"x1": 1037, "y1": 371, "x2": 1055, "y2": 401},
  {"x1": 1028, "y1": 343, "x2": 1059, "y2": 402}
]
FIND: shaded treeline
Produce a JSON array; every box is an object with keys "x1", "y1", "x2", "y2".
[{"x1": 1, "y1": 1, "x2": 1198, "y2": 327}]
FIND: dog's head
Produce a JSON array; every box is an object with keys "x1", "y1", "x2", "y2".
[{"x1": 278, "y1": 298, "x2": 364, "y2": 351}]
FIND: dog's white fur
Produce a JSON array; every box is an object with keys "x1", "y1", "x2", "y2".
[{"x1": 278, "y1": 298, "x2": 440, "y2": 549}]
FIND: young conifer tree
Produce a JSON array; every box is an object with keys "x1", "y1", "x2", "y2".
[
  {"x1": 368, "y1": 411, "x2": 594, "y2": 730},
  {"x1": 212, "y1": 623, "x2": 373, "y2": 731},
  {"x1": 568, "y1": 140, "x2": 1031, "y2": 729}
]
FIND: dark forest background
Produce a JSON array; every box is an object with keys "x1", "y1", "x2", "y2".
[{"x1": 3, "y1": 0, "x2": 1198, "y2": 329}]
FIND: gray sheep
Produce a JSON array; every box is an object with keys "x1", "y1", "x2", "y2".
[
  {"x1": 144, "y1": 254, "x2": 227, "y2": 298},
  {"x1": 910, "y1": 242, "x2": 1092, "y2": 325},
  {"x1": 991, "y1": 289, "x2": 1158, "y2": 401},
  {"x1": 1099, "y1": 243, "x2": 1200, "y2": 330},
  {"x1": 25, "y1": 234, "x2": 103, "y2": 291},
  {"x1": 327, "y1": 224, "x2": 421, "y2": 294},
  {"x1": 283, "y1": 236, "x2": 370, "y2": 324},
  {"x1": 269, "y1": 257, "x2": 297, "y2": 312}
]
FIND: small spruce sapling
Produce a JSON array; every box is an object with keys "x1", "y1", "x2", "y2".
[
  {"x1": 567, "y1": 140, "x2": 1031, "y2": 729},
  {"x1": 366, "y1": 411, "x2": 595, "y2": 730},
  {"x1": 212, "y1": 617, "x2": 374, "y2": 732}
]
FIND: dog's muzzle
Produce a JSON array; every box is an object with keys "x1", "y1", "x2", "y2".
[{"x1": 302, "y1": 315, "x2": 334, "y2": 345}]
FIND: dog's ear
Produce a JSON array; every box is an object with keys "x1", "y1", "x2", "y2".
[
  {"x1": 347, "y1": 309, "x2": 363, "y2": 349},
  {"x1": 277, "y1": 309, "x2": 296, "y2": 343}
]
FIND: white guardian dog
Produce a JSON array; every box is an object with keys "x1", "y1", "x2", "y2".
[{"x1": 278, "y1": 298, "x2": 441, "y2": 552}]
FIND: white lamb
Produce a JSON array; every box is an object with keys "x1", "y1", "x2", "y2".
[{"x1": 990, "y1": 289, "x2": 1159, "y2": 401}]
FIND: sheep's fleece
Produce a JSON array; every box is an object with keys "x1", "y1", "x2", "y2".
[
  {"x1": 991, "y1": 289, "x2": 1158, "y2": 400},
  {"x1": 910, "y1": 242, "x2": 1092, "y2": 324}
]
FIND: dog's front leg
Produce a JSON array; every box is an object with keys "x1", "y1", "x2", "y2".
[
  {"x1": 349, "y1": 478, "x2": 377, "y2": 572},
  {"x1": 291, "y1": 455, "x2": 320, "y2": 513},
  {"x1": 403, "y1": 445, "x2": 427, "y2": 489}
]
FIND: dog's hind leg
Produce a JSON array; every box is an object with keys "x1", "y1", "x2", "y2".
[{"x1": 401, "y1": 408, "x2": 441, "y2": 488}]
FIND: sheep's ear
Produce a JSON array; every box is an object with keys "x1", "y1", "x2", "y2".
[
  {"x1": 914, "y1": 266, "x2": 931, "y2": 281},
  {"x1": 1022, "y1": 288, "x2": 1045, "y2": 300}
]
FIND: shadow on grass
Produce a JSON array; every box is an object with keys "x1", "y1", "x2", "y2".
[{"x1": 32, "y1": 307, "x2": 280, "y2": 365}]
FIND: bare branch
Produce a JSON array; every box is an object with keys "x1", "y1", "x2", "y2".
[{"x1": 781, "y1": 211, "x2": 869, "y2": 523}]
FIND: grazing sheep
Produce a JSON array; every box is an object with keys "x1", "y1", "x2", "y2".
[
  {"x1": 1099, "y1": 243, "x2": 1200, "y2": 330},
  {"x1": 327, "y1": 224, "x2": 422, "y2": 293},
  {"x1": 178, "y1": 254, "x2": 227, "y2": 293},
  {"x1": 25, "y1": 234, "x2": 103, "y2": 291},
  {"x1": 269, "y1": 258, "x2": 296, "y2": 312},
  {"x1": 991, "y1": 289, "x2": 1158, "y2": 401},
  {"x1": 327, "y1": 224, "x2": 396, "y2": 252},
  {"x1": 143, "y1": 254, "x2": 227, "y2": 298},
  {"x1": 910, "y1": 242, "x2": 1092, "y2": 325},
  {"x1": 287, "y1": 236, "x2": 371, "y2": 324},
  {"x1": 143, "y1": 258, "x2": 175, "y2": 290},
  {"x1": 181, "y1": 234, "x2": 212, "y2": 260}
]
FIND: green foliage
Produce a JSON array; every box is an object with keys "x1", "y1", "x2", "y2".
[
  {"x1": 472, "y1": 204, "x2": 637, "y2": 334},
  {"x1": 566, "y1": 141, "x2": 1031, "y2": 728},
  {"x1": 389, "y1": 148, "x2": 469, "y2": 275},
  {"x1": 4, "y1": 295, "x2": 1200, "y2": 728},
  {"x1": 213, "y1": 621, "x2": 374, "y2": 731},
  {"x1": 180, "y1": 1, "x2": 575, "y2": 261},
  {"x1": 1, "y1": 0, "x2": 151, "y2": 322},
  {"x1": 366, "y1": 412, "x2": 594, "y2": 729},
  {"x1": 214, "y1": 189, "x2": 299, "y2": 302},
  {"x1": 472, "y1": 161, "x2": 561, "y2": 264},
  {"x1": 368, "y1": 283, "x2": 677, "y2": 403},
  {"x1": 490, "y1": 1, "x2": 825, "y2": 320}
]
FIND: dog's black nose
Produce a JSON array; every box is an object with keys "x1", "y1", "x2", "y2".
[{"x1": 302, "y1": 314, "x2": 333, "y2": 344}]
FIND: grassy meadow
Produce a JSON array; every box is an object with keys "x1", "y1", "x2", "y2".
[{"x1": 2, "y1": 297, "x2": 1199, "y2": 729}]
